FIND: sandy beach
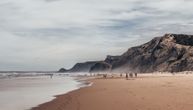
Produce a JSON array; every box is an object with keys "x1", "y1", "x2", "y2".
[{"x1": 32, "y1": 73, "x2": 193, "y2": 110}]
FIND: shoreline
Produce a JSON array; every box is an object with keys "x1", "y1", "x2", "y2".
[
  {"x1": 32, "y1": 73, "x2": 193, "y2": 110},
  {"x1": 31, "y1": 76, "x2": 93, "y2": 110},
  {"x1": 0, "y1": 76, "x2": 89, "y2": 110}
]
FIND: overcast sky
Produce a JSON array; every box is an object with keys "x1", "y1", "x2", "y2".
[{"x1": 1, "y1": 0, "x2": 193, "y2": 71}]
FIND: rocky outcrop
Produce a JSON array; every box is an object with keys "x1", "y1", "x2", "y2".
[
  {"x1": 69, "y1": 61, "x2": 98, "y2": 72},
  {"x1": 104, "y1": 55, "x2": 121, "y2": 64},
  {"x1": 89, "y1": 62, "x2": 111, "y2": 73},
  {"x1": 58, "y1": 61, "x2": 100, "y2": 73},
  {"x1": 90, "y1": 34, "x2": 193, "y2": 73},
  {"x1": 58, "y1": 68, "x2": 67, "y2": 73},
  {"x1": 60, "y1": 34, "x2": 193, "y2": 73}
]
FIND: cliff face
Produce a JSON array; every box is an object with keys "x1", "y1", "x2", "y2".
[
  {"x1": 58, "y1": 68, "x2": 67, "y2": 73},
  {"x1": 90, "y1": 34, "x2": 193, "y2": 73},
  {"x1": 89, "y1": 61, "x2": 111, "y2": 73},
  {"x1": 104, "y1": 55, "x2": 121, "y2": 64},
  {"x1": 59, "y1": 61, "x2": 99, "y2": 73},
  {"x1": 60, "y1": 34, "x2": 193, "y2": 73}
]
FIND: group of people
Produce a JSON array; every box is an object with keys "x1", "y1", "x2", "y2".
[
  {"x1": 124, "y1": 73, "x2": 138, "y2": 79},
  {"x1": 102, "y1": 72, "x2": 138, "y2": 79}
]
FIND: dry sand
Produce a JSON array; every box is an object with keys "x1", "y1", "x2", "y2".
[{"x1": 32, "y1": 73, "x2": 193, "y2": 110}]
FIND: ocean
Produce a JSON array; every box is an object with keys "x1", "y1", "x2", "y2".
[{"x1": 0, "y1": 73, "x2": 88, "y2": 110}]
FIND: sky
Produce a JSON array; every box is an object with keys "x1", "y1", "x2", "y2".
[{"x1": 1, "y1": 0, "x2": 193, "y2": 71}]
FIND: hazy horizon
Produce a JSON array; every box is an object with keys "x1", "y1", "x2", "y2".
[{"x1": 1, "y1": 0, "x2": 193, "y2": 71}]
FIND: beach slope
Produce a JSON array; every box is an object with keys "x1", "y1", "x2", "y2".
[{"x1": 32, "y1": 74, "x2": 193, "y2": 110}]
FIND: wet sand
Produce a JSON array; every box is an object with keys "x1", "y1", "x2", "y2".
[
  {"x1": 0, "y1": 76, "x2": 81, "y2": 110},
  {"x1": 32, "y1": 73, "x2": 193, "y2": 110}
]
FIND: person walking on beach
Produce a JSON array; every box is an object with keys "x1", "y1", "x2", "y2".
[
  {"x1": 103, "y1": 74, "x2": 107, "y2": 78},
  {"x1": 134, "y1": 73, "x2": 138, "y2": 77},
  {"x1": 126, "y1": 73, "x2": 128, "y2": 80}
]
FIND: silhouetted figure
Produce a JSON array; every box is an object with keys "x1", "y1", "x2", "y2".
[
  {"x1": 103, "y1": 74, "x2": 107, "y2": 78},
  {"x1": 134, "y1": 73, "x2": 138, "y2": 77},
  {"x1": 126, "y1": 73, "x2": 128, "y2": 79}
]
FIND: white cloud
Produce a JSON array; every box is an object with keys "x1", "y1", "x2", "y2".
[{"x1": 0, "y1": 0, "x2": 193, "y2": 70}]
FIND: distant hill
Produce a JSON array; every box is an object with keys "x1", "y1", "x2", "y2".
[
  {"x1": 59, "y1": 34, "x2": 193, "y2": 73},
  {"x1": 58, "y1": 61, "x2": 100, "y2": 73}
]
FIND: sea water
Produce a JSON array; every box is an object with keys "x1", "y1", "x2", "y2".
[{"x1": 0, "y1": 73, "x2": 86, "y2": 110}]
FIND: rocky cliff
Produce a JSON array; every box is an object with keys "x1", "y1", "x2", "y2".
[
  {"x1": 58, "y1": 68, "x2": 67, "y2": 73},
  {"x1": 89, "y1": 61, "x2": 111, "y2": 73},
  {"x1": 59, "y1": 34, "x2": 193, "y2": 73},
  {"x1": 90, "y1": 34, "x2": 193, "y2": 73},
  {"x1": 59, "y1": 61, "x2": 100, "y2": 73}
]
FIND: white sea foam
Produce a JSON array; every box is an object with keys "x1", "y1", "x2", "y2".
[{"x1": 0, "y1": 74, "x2": 87, "y2": 110}]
